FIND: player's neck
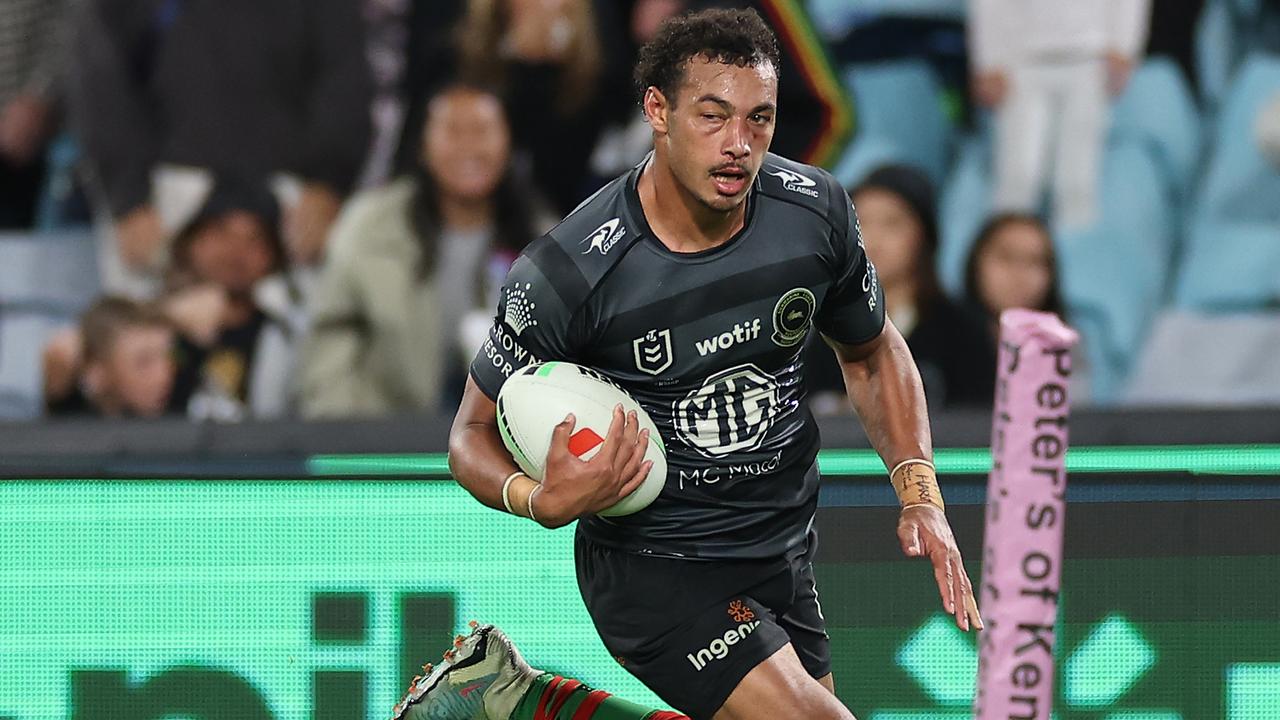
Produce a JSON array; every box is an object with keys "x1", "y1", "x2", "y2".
[{"x1": 638, "y1": 158, "x2": 746, "y2": 252}]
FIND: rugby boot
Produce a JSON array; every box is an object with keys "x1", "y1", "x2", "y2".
[{"x1": 393, "y1": 622, "x2": 540, "y2": 720}]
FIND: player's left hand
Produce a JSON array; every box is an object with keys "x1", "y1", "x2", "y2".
[{"x1": 898, "y1": 504, "x2": 983, "y2": 632}]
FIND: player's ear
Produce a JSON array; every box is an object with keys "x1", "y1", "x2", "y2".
[{"x1": 643, "y1": 86, "x2": 670, "y2": 134}]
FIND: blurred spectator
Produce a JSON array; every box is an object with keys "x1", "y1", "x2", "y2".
[
  {"x1": 456, "y1": 0, "x2": 614, "y2": 213},
  {"x1": 963, "y1": 213, "x2": 1064, "y2": 336},
  {"x1": 807, "y1": 165, "x2": 996, "y2": 413},
  {"x1": 394, "y1": 0, "x2": 467, "y2": 174},
  {"x1": 0, "y1": 0, "x2": 67, "y2": 228},
  {"x1": 589, "y1": 0, "x2": 687, "y2": 181},
  {"x1": 43, "y1": 296, "x2": 182, "y2": 418},
  {"x1": 970, "y1": 0, "x2": 1150, "y2": 229},
  {"x1": 698, "y1": 0, "x2": 854, "y2": 167},
  {"x1": 300, "y1": 83, "x2": 549, "y2": 418},
  {"x1": 69, "y1": 0, "x2": 373, "y2": 295},
  {"x1": 963, "y1": 213, "x2": 1091, "y2": 400},
  {"x1": 1258, "y1": 91, "x2": 1280, "y2": 168},
  {"x1": 164, "y1": 183, "x2": 306, "y2": 421}
]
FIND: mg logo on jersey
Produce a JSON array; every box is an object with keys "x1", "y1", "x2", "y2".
[
  {"x1": 765, "y1": 166, "x2": 819, "y2": 197},
  {"x1": 581, "y1": 218, "x2": 626, "y2": 255},
  {"x1": 673, "y1": 363, "x2": 779, "y2": 458},
  {"x1": 633, "y1": 328, "x2": 674, "y2": 376}
]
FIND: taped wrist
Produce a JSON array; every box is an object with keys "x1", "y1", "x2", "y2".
[
  {"x1": 502, "y1": 471, "x2": 542, "y2": 521},
  {"x1": 891, "y1": 458, "x2": 945, "y2": 512}
]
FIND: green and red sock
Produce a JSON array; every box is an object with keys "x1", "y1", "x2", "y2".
[{"x1": 512, "y1": 673, "x2": 689, "y2": 720}]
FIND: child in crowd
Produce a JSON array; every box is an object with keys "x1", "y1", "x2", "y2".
[{"x1": 43, "y1": 297, "x2": 182, "y2": 418}]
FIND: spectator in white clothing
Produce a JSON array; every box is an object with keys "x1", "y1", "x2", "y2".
[{"x1": 969, "y1": 0, "x2": 1150, "y2": 229}]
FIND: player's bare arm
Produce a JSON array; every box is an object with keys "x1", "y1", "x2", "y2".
[
  {"x1": 825, "y1": 320, "x2": 984, "y2": 632},
  {"x1": 448, "y1": 377, "x2": 651, "y2": 527}
]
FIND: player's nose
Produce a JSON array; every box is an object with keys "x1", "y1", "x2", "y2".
[{"x1": 723, "y1": 119, "x2": 751, "y2": 158}]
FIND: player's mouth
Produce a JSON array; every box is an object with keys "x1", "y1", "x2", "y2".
[{"x1": 710, "y1": 166, "x2": 749, "y2": 196}]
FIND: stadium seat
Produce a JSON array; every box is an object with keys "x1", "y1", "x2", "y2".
[
  {"x1": 0, "y1": 231, "x2": 100, "y2": 420},
  {"x1": 831, "y1": 135, "x2": 908, "y2": 190},
  {"x1": 1110, "y1": 58, "x2": 1203, "y2": 198},
  {"x1": 1175, "y1": 52, "x2": 1280, "y2": 310},
  {"x1": 936, "y1": 133, "x2": 993, "y2": 297},
  {"x1": 1126, "y1": 311, "x2": 1280, "y2": 405},
  {"x1": 1196, "y1": 0, "x2": 1242, "y2": 110},
  {"x1": 833, "y1": 59, "x2": 954, "y2": 187},
  {"x1": 1056, "y1": 139, "x2": 1176, "y2": 403},
  {"x1": 807, "y1": 0, "x2": 964, "y2": 35}
]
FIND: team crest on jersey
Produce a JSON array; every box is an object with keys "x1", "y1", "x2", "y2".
[
  {"x1": 765, "y1": 166, "x2": 819, "y2": 197},
  {"x1": 673, "y1": 363, "x2": 779, "y2": 458},
  {"x1": 633, "y1": 328, "x2": 674, "y2": 376},
  {"x1": 771, "y1": 288, "x2": 816, "y2": 348},
  {"x1": 581, "y1": 217, "x2": 626, "y2": 255}
]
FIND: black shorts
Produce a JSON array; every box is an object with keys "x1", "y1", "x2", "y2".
[{"x1": 574, "y1": 529, "x2": 831, "y2": 719}]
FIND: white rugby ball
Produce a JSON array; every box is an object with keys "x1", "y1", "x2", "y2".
[{"x1": 496, "y1": 361, "x2": 667, "y2": 517}]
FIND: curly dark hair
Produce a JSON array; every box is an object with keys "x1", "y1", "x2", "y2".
[{"x1": 633, "y1": 8, "x2": 781, "y2": 107}]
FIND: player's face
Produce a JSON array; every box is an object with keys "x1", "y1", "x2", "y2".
[
  {"x1": 657, "y1": 57, "x2": 778, "y2": 213},
  {"x1": 976, "y1": 220, "x2": 1055, "y2": 314}
]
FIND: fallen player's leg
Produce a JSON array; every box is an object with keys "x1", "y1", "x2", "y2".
[{"x1": 394, "y1": 622, "x2": 690, "y2": 720}]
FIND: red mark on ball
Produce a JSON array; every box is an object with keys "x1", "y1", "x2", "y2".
[{"x1": 568, "y1": 428, "x2": 605, "y2": 457}]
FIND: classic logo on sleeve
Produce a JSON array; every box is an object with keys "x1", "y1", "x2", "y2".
[
  {"x1": 581, "y1": 218, "x2": 626, "y2": 256},
  {"x1": 765, "y1": 166, "x2": 819, "y2": 197}
]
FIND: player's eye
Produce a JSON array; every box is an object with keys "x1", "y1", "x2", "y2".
[{"x1": 750, "y1": 114, "x2": 771, "y2": 124}]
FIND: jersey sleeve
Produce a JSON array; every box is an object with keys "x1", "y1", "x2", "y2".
[
  {"x1": 813, "y1": 190, "x2": 887, "y2": 345},
  {"x1": 468, "y1": 250, "x2": 583, "y2": 400}
]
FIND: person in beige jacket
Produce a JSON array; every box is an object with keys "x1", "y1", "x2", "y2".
[{"x1": 299, "y1": 83, "x2": 550, "y2": 417}]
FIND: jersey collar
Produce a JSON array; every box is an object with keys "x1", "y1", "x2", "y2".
[{"x1": 624, "y1": 154, "x2": 760, "y2": 261}]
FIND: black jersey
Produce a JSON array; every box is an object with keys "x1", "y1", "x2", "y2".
[{"x1": 469, "y1": 153, "x2": 885, "y2": 560}]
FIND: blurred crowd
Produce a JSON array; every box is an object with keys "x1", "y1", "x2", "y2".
[{"x1": 2, "y1": 0, "x2": 1278, "y2": 422}]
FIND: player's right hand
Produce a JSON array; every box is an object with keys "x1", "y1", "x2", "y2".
[{"x1": 535, "y1": 406, "x2": 652, "y2": 527}]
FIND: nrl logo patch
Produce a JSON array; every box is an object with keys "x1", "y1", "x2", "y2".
[{"x1": 632, "y1": 328, "x2": 674, "y2": 376}]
